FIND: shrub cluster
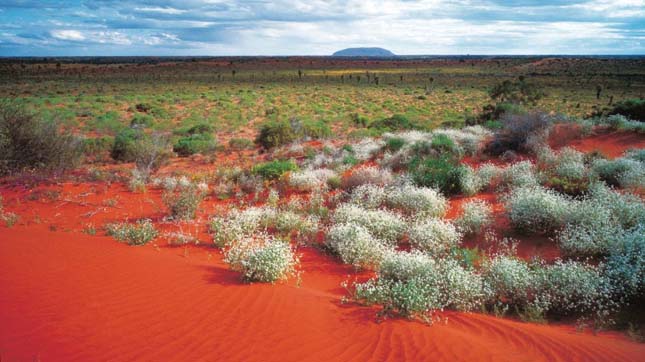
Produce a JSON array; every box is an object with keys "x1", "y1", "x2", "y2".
[
  {"x1": 252, "y1": 159, "x2": 298, "y2": 180},
  {"x1": 106, "y1": 219, "x2": 158, "y2": 245},
  {"x1": 224, "y1": 234, "x2": 298, "y2": 283},
  {"x1": 162, "y1": 180, "x2": 208, "y2": 220},
  {"x1": 325, "y1": 223, "x2": 390, "y2": 270},
  {"x1": 332, "y1": 204, "x2": 406, "y2": 244},
  {"x1": 351, "y1": 251, "x2": 484, "y2": 319},
  {"x1": 408, "y1": 218, "x2": 462, "y2": 257},
  {"x1": 504, "y1": 186, "x2": 571, "y2": 234},
  {"x1": 173, "y1": 124, "x2": 217, "y2": 156},
  {"x1": 0, "y1": 100, "x2": 83, "y2": 175},
  {"x1": 456, "y1": 200, "x2": 494, "y2": 235}
]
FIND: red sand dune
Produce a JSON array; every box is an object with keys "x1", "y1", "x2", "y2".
[{"x1": 1, "y1": 226, "x2": 644, "y2": 362}]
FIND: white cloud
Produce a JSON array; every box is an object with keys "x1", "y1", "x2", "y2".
[
  {"x1": 50, "y1": 29, "x2": 85, "y2": 41},
  {"x1": 135, "y1": 7, "x2": 187, "y2": 15}
]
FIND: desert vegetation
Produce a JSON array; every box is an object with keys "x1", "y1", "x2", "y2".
[{"x1": 1, "y1": 56, "x2": 645, "y2": 360}]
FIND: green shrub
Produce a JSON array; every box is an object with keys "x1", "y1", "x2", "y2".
[
  {"x1": 130, "y1": 113, "x2": 154, "y2": 128},
  {"x1": 173, "y1": 133, "x2": 217, "y2": 156},
  {"x1": 609, "y1": 98, "x2": 645, "y2": 121},
  {"x1": 368, "y1": 114, "x2": 416, "y2": 133},
  {"x1": 385, "y1": 137, "x2": 405, "y2": 152},
  {"x1": 255, "y1": 121, "x2": 296, "y2": 149},
  {"x1": 251, "y1": 159, "x2": 298, "y2": 180},
  {"x1": 162, "y1": 182, "x2": 207, "y2": 220},
  {"x1": 409, "y1": 155, "x2": 465, "y2": 196},
  {"x1": 106, "y1": 219, "x2": 158, "y2": 245},
  {"x1": 82, "y1": 136, "x2": 113, "y2": 158},
  {"x1": 111, "y1": 128, "x2": 143, "y2": 162},
  {"x1": 302, "y1": 120, "x2": 332, "y2": 139},
  {"x1": 0, "y1": 100, "x2": 83, "y2": 175},
  {"x1": 431, "y1": 133, "x2": 458, "y2": 154}
]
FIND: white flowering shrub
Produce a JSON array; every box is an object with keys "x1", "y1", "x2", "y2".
[
  {"x1": 504, "y1": 186, "x2": 571, "y2": 234},
  {"x1": 604, "y1": 225, "x2": 645, "y2": 299},
  {"x1": 408, "y1": 218, "x2": 462, "y2": 257},
  {"x1": 482, "y1": 255, "x2": 533, "y2": 306},
  {"x1": 587, "y1": 183, "x2": 645, "y2": 230},
  {"x1": 459, "y1": 165, "x2": 484, "y2": 196},
  {"x1": 224, "y1": 234, "x2": 298, "y2": 283},
  {"x1": 385, "y1": 184, "x2": 447, "y2": 216},
  {"x1": 557, "y1": 202, "x2": 620, "y2": 257},
  {"x1": 288, "y1": 168, "x2": 337, "y2": 191},
  {"x1": 351, "y1": 251, "x2": 484, "y2": 318},
  {"x1": 332, "y1": 204, "x2": 406, "y2": 244},
  {"x1": 456, "y1": 200, "x2": 493, "y2": 235},
  {"x1": 342, "y1": 166, "x2": 393, "y2": 189},
  {"x1": 624, "y1": 148, "x2": 645, "y2": 163},
  {"x1": 592, "y1": 158, "x2": 644, "y2": 189},
  {"x1": 501, "y1": 161, "x2": 540, "y2": 189},
  {"x1": 273, "y1": 210, "x2": 319, "y2": 238},
  {"x1": 352, "y1": 138, "x2": 385, "y2": 161},
  {"x1": 162, "y1": 181, "x2": 208, "y2": 220},
  {"x1": 106, "y1": 219, "x2": 158, "y2": 246},
  {"x1": 475, "y1": 163, "x2": 503, "y2": 190},
  {"x1": 533, "y1": 260, "x2": 615, "y2": 318},
  {"x1": 349, "y1": 184, "x2": 387, "y2": 209},
  {"x1": 210, "y1": 206, "x2": 276, "y2": 247},
  {"x1": 325, "y1": 223, "x2": 390, "y2": 270}
]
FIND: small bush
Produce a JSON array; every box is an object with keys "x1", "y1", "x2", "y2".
[
  {"x1": 130, "y1": 113, "x2": 154, "y2": 128},
  {"x1": 162, "y1": 182, "x2": 208, "y2": 220},
  {"x1": 332, "y1": 204, "x2": 406, "y2": 244},
  {"x1": 351, "y1": 251, "x2": 484, "y2": 319},
  {"x1": 409, "y1": 155, "x2": 464, "y2": 196},
  {"x1": 456, "y1": 200, "x2": 493, "y2": 234},
  {"x1": 605, "y1": 225, "x2": 645, "y2": 299},
  {"x1": 609, "y1": 98, "x2": 645, "y2": 122},
  {"x1": 431, "y1": 133, "x2": 458, "y2": 154},
  {"x1": 385, "y1": 137, "x2": 406, "y2": 152},
  {"x1": 484, "y1": 112, "x2": 551, "y2": 156},
  {"x1": 252, "y1": 159, "x2": 298, "y2": 180},
  {"x1": 385, "y1": 184, "x2": 448, "y2": 217},
  {"x1": 342, "y1": 166, "x2": 393, "y2": 189},
  {"x1": 408, "y1": 218, "x2": 462, "y2": 257},
  {"x1": 302, "y1": 120, "x2": 332, "y2": 139},
  {"x1": 111, "y1": 128, "x2": 143, "y2": 162},
  {"x1": 504, "y1": 186, "x2": 571, "y2": 234},
  {"x1": 287, "y1": 168, "x2": 337, "y2": 192},
  {"x1": 368, "y1": 114, "x2": 416, "y2": 133},
  {"x1": 482, "y1": 255, "x2": 533, "y2": 306},
  {"x1": 225, "y1": 235, "x2": 298, "y2": 282},
  {"x1": 533, "y1": 260, "x2": 615, "y2": 318},
  {"x1": 173, "y1": 133, "x2": 217, "y2": 156},
  {"x1": 210, "y1": 207, "x2": 276, "y2": 247},
  {"x1": 106, "y1": 219, "x2": 158, "y2": 245},
  {"x1": 255, "y1": 121, "x2": 296, "y2": 149},
  {"x1": 0, "y1": 101, "x2": 83, "y2": 175},
  {"x1": 326, "y1": 223, "x2": 389, "y2": 269}
]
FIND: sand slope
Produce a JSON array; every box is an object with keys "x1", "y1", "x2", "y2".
[{"x1": 1, "y1": 227, "x2": 643, "y2": 362}]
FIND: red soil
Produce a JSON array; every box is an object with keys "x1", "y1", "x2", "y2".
[
  {"x1": 2, "y1": 226, "x2": 644, "y2": 362},
  {"x1": 553, "y1": 128, "x2": 645, "y2": 158}
]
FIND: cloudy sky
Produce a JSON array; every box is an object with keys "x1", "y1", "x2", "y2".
[{"x1": 0, "y1": 0, "x2": 643, "y2": 56}]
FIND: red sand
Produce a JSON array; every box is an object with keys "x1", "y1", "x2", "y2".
[
  {"x1": 554, "y1": 129, "x2": 645, "y2": 158},
  {"x1": 1, "y1": 225, "x2": 644, "y2": 362}
]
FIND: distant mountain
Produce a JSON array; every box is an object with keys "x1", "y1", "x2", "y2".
[{"x1": 332, "y1": 47, "x2": 396, "y2": 57}]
